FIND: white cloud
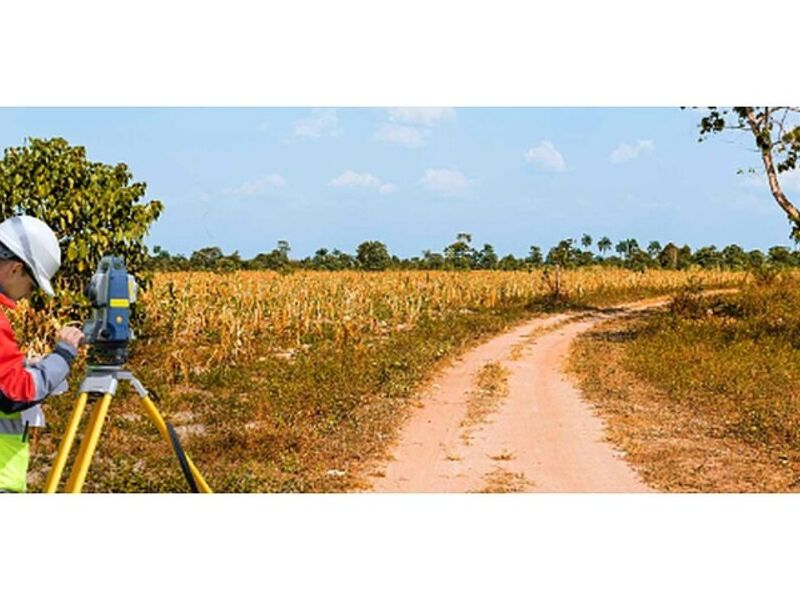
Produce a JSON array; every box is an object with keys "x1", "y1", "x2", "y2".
[
  {"x1": 223, "y1": 174, "x2": 286, "y2": 196},
  {"x1": 294, "y1": 108, "x2": 341, "y2": 138},
  {"x1": 420, "y1": 168, "x2": 473, "y2": 197},
  {"x1": 329, "y1": 171, "x2": 381, "y2": 188},
  {"x1": 388, "y1": 107, "x2": 456, "y2": 126},
  {"x1": 524, "y1": 141, "x2": 567, "y2": 172},
  {"x1": 374, "y1": 123, "x2": 428, "y2": 148},
  {"x1": 328, "y1": 170, "x2": 397, "y2": 195},
  {"x1": 610, "y1": 139, "x2": 655, "y2": 163},
  {"x1": 374, "y1": 108, "x2": 455, "y2": 149}
]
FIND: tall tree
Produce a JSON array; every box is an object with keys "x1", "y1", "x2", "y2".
[
  {"x1": 597, "y1": 236, "x2": 612, "y2": 255},
  {"x1": 477, "y1": 243, "x2": 498, "y2": 270},
  {"x1": 498, "y1": 254, "x2": 520, "y2": 271},
  {"x1": 312, "y1": 247, "x2": 332, "y2": 270},
  {"x1": 658, "y1": 242, "x2": 679, "y2": 269},
  {"x1": 721, "y1": 244, "x2": 748, "y2": 270},
  {"x1": 580, "y1": 233, "x2": 592, "y2": 249},
  {"x1": 356, "y1": 240, "x2": 391, "y2": 271},
  {"x1": 697, "y1": 107, "x2": 800, "y2": 238},
  {"x1": 443, "y1": 232, "x2": 474, "y2": 270},
  {"x1": 748, "y1": 249, "x2": 766, "y2": 269},
  {"x1": 546, "y1": 239, "x2": 576, "y2": 268},
  {"x1": 677, "y1": 245, "x2": 693, "y2": 270},
  {"x1": 527, "y1": 245, "x2": 543, "y2": 266},
  {"x1": 647, "y1": 240, "x2": 662, "y2": 258},
  {"x1": 692, "y1": 246, "x2": 722, "y2": 269}
]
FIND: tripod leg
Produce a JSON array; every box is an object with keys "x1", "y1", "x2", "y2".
[
  {"x1": 65, "y1": 393, "x2": 112, "y2": 493},
  {"x1": 139, "y1": 395, "x2": 213, "y2": 493},
  {"x1": 45, "y1": 392, "x2": 89, "y2": 493}
]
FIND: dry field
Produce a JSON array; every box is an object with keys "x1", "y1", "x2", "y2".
[{"x1": 12, "y1": 267, "x2": 744, "y2": 492}]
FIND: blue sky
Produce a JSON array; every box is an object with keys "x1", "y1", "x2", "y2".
[{"x1": 1, "y1": 107, "x2": 797, "y2": 259}]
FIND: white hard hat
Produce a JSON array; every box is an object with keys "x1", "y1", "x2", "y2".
[{"x1": 0, "y1": 215, "x2": 61, "y2": 296}]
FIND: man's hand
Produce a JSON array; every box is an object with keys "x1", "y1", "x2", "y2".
[{"x1": 58, "y1": 326, "x2": 85, "y2": 350}]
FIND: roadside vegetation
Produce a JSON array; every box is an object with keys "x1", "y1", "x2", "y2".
[{"x1": 569, "y1": 270, "x2": 800, "y2": 492}]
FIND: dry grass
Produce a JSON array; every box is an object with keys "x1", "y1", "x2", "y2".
[
  {"x1": 460, "y1": 362, "x2": 510, "y2": 444},
  {"x1": 476, "y1": 467, "x2": 533, "y2": 493},
  {"x1": 15, "y1": 268, "x2": 745, "y2": 492},
  {"x1": 13, "y1": 268, "x2": 742, "y2": 379},
  {"x1": 489, "y1": 449, "x2": 514, "y2": 461},
  {"x1": 567, "y1": 276, "x2": 800, "y2": 492}
]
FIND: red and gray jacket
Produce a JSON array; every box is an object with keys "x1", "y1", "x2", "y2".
[{"x1": 0, "y1": 292, "x2": 76, "y2": 414}]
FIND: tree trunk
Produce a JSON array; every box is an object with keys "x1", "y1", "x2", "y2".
[{"x1": 745, "y1": 107, "x2": 800, "y2": 228}]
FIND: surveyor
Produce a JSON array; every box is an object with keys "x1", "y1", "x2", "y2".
[{"x1": 0, "y1": 215, "x2": 84, "y2": 492}]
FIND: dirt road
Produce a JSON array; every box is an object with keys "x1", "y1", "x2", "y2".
[{"x1": 368, "y1": 300, "x2": 664, "y2": 493}]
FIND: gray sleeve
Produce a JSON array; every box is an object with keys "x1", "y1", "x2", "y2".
[{"x1": 23, "y1": 342, "x2": 77, "y2": 402}]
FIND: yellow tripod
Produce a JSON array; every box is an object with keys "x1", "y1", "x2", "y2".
[{"x1": 44, "y1": 366, "x2": 212, "y2": 493}]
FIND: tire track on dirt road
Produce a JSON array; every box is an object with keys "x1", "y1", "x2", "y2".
[{"x1": 367, "y1": 299, "x2": 670, "y2": 493}]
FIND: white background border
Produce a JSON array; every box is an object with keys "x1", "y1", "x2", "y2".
[{"x1": 3, "y1": 1, "x2": 799, "y2": 597}]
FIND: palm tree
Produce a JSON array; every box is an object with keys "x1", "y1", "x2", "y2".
[
  {"x1": 616, "y1": 238, "x2": 640, "y2": 260},
  {"x1": 597, "y1": 236, "x2": 612, "y2": 255},
  {"x1": 580, "y1": 233, "x2": 592, "y2": 249}
]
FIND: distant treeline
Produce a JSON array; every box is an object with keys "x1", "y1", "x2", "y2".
[{"x1": 146, "y1": 233, "x2": 800, "y2": 272}]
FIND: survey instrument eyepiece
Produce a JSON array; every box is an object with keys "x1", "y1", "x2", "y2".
[{"x1": 82, "y1": 256, "x2": 138, "y2": 365}]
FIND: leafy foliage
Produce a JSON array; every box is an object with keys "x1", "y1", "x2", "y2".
[
  {"x1": 356, "y1": 240, "x2": 391, "y2": 271},
  {"x1": 0, "y1": 137, "x2": 163, "y2": 311}
]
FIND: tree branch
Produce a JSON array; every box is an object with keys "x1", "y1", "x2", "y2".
[{"x1": 745, "y1": 107, "x2": 800, "y2": 227}]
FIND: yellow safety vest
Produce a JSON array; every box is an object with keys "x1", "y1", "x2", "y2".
[{"x1": 0, "y1": 410, "x2": 28, "y2": 492}]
